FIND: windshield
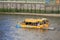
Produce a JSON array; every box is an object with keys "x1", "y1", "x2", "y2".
[{"x1": 43, "y1": 20, "x2": 48, "y2": 24}]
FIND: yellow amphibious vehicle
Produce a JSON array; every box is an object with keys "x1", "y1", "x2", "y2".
[{"x1": 17, "y1": 18, "x2": 49, "y2": 29}]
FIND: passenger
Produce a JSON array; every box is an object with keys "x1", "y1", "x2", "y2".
[
  {"x1": 43, "y1": 20, "x2": 46, "y2": 24},
  {"x1": 36, "y1": 22, "x2": 40, "y2": 26}
]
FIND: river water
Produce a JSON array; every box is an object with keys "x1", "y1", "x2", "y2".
[{"x1": 0, "y1": 14, "x2": 60, "y2": 40}]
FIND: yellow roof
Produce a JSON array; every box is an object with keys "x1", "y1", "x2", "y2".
[{"x1": 24, "y1": 18, "x2": 43, "y2": 23}]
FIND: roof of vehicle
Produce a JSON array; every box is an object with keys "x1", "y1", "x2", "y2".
[
  {"x1": 42, "y1": 18, "x2": 48, "y2": 20},
  {"x1": 24, "y1": 18, "x2": 43, "y2": 23}
]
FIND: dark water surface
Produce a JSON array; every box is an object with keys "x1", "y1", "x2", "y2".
[{"x1": 0, "y1": 14, "x2": 60, "y2": 40}]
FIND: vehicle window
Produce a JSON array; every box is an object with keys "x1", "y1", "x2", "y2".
[
  {"x1": 25, "y1": 22, "x2": 43, "y2": 26},
  {"x1": 25, "y1": 22, "x2": 31, "y2": 25},
  {"x1": 25, "y1": 22, "x2": 37, "y2": 26},
  {"x1": 43, "y1": 20, "x2": 46, "y2": 24}
]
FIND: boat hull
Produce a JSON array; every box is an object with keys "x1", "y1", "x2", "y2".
[{"x1": 16, "y1": 23, "x2": 49, "y2": 29}]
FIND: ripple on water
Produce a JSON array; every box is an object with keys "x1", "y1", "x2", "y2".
[{"x1": 0, "y1": 15, "x2": 60, "y2": 40}]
